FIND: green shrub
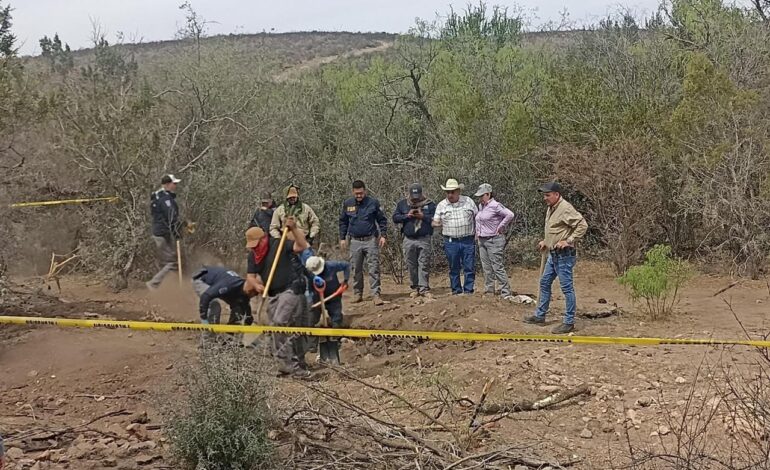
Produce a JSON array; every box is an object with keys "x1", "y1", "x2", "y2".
[
  {"x1": 162, "y1": 346, "x2": 275, "y2": 470},
  {"x1": 617, "y1": 244, "x2": 693, "y2": 320}
]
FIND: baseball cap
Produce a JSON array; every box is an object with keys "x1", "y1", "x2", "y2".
[
  {"x1": 260, "y1": 191, "x2": 273, "y2": 203},
  {"x1": 409, "y1": 183, "x2": 423, "y2": 198},
  {"x1": 161, "y1": 174, "x2": 181, "y2": 184},
  {"x1": 245, "y1": 227, "x2": 266, "y2": 248},
  {"x1": 474, "y1": 183, "x2": 493, "y2": 197},
  {"x1": 538, "y1": 182, "x2": 563, "y2": 193}
]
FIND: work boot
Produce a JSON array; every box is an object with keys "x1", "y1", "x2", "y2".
[
  {"x1": 523, "y1": 315, "x2": 545, "y2": 325},
  {"x1": 373, "y1": 295, "x2": 384, "y2": 306},
  {"x1": 552, "y1": 323, "x2": 575, "y2": 334},
  {"x1": 351, "y1": 294, "x2": 363, "y2": 304}
]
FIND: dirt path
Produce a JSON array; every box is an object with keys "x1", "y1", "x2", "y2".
[
  {"x1": 273, "y1": 40, "x2": 393, "y2": 82},
  {"x1": 1, "y1": 262, "x2": 768, "y2": 468}
]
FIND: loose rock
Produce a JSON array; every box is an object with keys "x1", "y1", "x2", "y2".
[
  {"x1": 6, "y1": 447, "x2": 24, "y2": 460},
  {"x1": 580, "y1": 428, "x2": 593, "y2": 439}
]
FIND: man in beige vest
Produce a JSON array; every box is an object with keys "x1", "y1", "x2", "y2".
[
  {"x1": 270, "y1": 185, "x2": 321, "y2": 246},
  {"x1": 524, "y1": 182, "x2": 588, "y2": 334}
]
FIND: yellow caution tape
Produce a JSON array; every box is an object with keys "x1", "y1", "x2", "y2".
[
  {"x1": 10, "y1": 196, "x2": 120, "y2": 208},
  {"x1": 1, "y1": 315, "x2": 769, "y2": 348}
]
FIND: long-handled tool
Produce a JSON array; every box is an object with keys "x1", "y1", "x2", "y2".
[
  {"x1": 176, "y1": 240, "x2": 183, "y2": 286},
  {"x1": 314, "y1": 280, "x2": 341, "y2": 365},
  {"x1": 310, "y1": 283, "x2": 348, "y2": 309},
  {"x1": 242, "y1": 226, "x2": 289, "y2": 347}
]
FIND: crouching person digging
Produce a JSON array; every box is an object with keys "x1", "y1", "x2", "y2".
[
  {"x1": 245, "y1": 217, "x2": 312, "y2": 379},
  {"x1": 192, "y1": 266, "x2": 259, "y2": 347},
  {"x1": 306, "y1": 255, "x2": 349, "y2": 364}
]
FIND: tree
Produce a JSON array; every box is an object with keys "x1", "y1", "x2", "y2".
[
  {"x1": 0, "y1": 2, "x2": 16, "y2": 59},
  {"x1": 40, "y1": 34, "x2": 74, "y2": 73}
]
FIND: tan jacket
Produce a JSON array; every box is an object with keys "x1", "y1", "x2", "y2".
[
  {"x1": 269, "y1": 203, "x2": 320, "y2": 239},
  {"x1": 539, "y1": 198, "x2": 587, "y2": 275},
  {"x1": 543, "y1": 198, "x2": 588, "y2": 249}
]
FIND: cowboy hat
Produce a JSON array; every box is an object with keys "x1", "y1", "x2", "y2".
[{"x1": 440, "y1": 178, "x2": 465, "y2": 191}]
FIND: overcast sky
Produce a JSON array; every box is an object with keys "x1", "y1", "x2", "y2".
[{"x1": 12, "y1": 0, "x2": 661, "y2": 56}]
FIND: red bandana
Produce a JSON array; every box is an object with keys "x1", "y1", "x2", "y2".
[{"x1": 252, "y1": 238, "x2": 269, "y2": 266}]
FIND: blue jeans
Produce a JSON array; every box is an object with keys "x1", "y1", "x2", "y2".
[
  {"x1": 534, "y1": 251, "x2": 577, "y2": 325},
  {"x1": 444, "y1": 236, "x2": 475, "y2": 294}
]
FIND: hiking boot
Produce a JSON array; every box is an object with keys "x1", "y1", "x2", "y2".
[
  {"x1": 552, "y1": 323, "x2": 575, "y2": 334},
  {"x1": 409, "y1": 291, "x2": 419, "y2": 299},
  {"x1": 523, "y1": 315, "x2": 546, "y2": 325},
  {"x1": 373, "y1": 295, "x2": 384, "y2": 306},
  {"x1": 351, "y1": 294, "x2": 364, "y2": 304}
]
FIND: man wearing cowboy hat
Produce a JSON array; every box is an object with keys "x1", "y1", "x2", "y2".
[{"x1": 432, "y1": 178, "x2": 478, "y2": 295}]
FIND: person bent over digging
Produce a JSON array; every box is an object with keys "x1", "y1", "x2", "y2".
[
  {"x1": 192, "y1": 266, "x2": 260, "y2": 346},
  {"x1": 246, "y1": 217, "x2": 312, "y2": 378},
  {"x1": 524, "y1": 182, "x2": 588, "y2": 334}
]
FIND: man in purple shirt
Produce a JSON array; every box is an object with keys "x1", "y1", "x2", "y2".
[{"x1": 474, "y1": 184, "x2": 515, "y2": 300}]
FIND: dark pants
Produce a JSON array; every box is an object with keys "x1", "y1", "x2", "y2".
[{"x1": 443, "y1": 236, "x2": 475, "y2": 294}]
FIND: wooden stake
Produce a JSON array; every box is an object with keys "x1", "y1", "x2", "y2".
[{"x1": 176, "y1": 240, "x2": 183, "y2": 286}]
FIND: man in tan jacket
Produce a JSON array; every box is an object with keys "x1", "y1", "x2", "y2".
[
  {"x1": 270, "y1": 185, "x2": 321, "y2": 246},
  {"x1": 524, "y1": 182, "x2": 588, "y2": 334}
]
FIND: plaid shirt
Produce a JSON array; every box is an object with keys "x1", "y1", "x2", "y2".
[{"x1": 433, "y1": 196, "x2": 477, "y2": 238}]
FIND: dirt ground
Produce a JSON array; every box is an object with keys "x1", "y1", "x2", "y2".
[{"x1": 1, "y1": 261, "x2": 769, "y2": 469}]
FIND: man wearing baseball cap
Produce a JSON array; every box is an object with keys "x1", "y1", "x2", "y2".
[
  {"x1": 524, "y1": 182, "x2": 588, "y2": 334},
  {"x1": 245, "y1": 218, "x2": 312, "y2": 378},
  {"x1": 393, "y1": 183, "x2": 437, "y2": 299},
  {"x1": 147, "y1": 174, "x2": 183, "y2": 290}
]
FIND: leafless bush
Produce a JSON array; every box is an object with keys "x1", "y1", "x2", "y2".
[{"x1": 554, "y1": 140, "x2": 664, "y2": 274}]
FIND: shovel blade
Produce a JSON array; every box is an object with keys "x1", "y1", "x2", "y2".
[{"x1": 319, "y1": 340, "x2": 341, "y2": 365}]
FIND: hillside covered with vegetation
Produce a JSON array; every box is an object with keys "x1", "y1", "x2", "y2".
[{"x1": 2, "y1": 0, "x2": 770, "y2": 287}]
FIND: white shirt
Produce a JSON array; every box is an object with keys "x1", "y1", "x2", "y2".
[{"x1": 433, "y1": 195, "x2": 477, "y2": 238}]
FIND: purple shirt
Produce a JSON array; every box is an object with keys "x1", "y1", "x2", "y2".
[{"x1": 475, "y1": 199, "x2": 514, "y2": 238}]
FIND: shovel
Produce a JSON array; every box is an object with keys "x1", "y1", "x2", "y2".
[{"x1": 314, "y1": 280, "x2": 341, "y2": 365}]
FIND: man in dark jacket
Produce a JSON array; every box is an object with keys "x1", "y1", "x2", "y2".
[
  {"x1": 393, "y1": 183, "x2": 436, "y2": 299},
  {"x1": 192, "y1": 266, "x2": 256, "y2": 325},
  {"x1": 147, "y1": 174, "x2": 183, "y2": 290},
  {"x1": 248, "y1": 191, "x2": 276, "y2": 236},
  {"x1": 192, "y1": 266, "x2": 259, "y2": 346},
  {"x1": 338, "y1": 180, "x2": 388, "y2": 305},
  {"x1": 245, "y1": 218, "x2": 311, "y2": 378}
]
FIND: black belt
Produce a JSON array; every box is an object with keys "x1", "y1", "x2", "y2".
[
  {"x1": 550, "y1": 247, "x2": 576, "y2": 256},
  {"x1": 443, "y1": 235, "x2": 474, "y2": 243},
  {"x1": 351, "y1": 235, "x2": 374, "y2": 241}
]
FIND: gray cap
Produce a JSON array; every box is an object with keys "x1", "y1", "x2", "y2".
[
  {"x1": 409, "y1": 183, "x2": 423, "y2": 198},
  {"x1": 474, "y1": 183, "x2": 493, "y2": 197}
]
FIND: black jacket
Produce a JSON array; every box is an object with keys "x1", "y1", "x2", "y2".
[
  {"x1": 150, "y1": 189, "x2": 181, "y2": 238},
  {"x1": 392, "y1": 199, "x2": 436, "y2": 238},
  {"x1": 248, "y1": 206, "x2": 275, "y2": 235},
  {"x1": 192, "y1": 266, "x2": 249, "y2": 320}
]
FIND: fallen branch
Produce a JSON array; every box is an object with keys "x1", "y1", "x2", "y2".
[
  {"x1": 481, "y1": 385, "x2": 590, "y2": 414},
  {"x1": 713, "y1": 280, "x2": 743, "y2": 297}
]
